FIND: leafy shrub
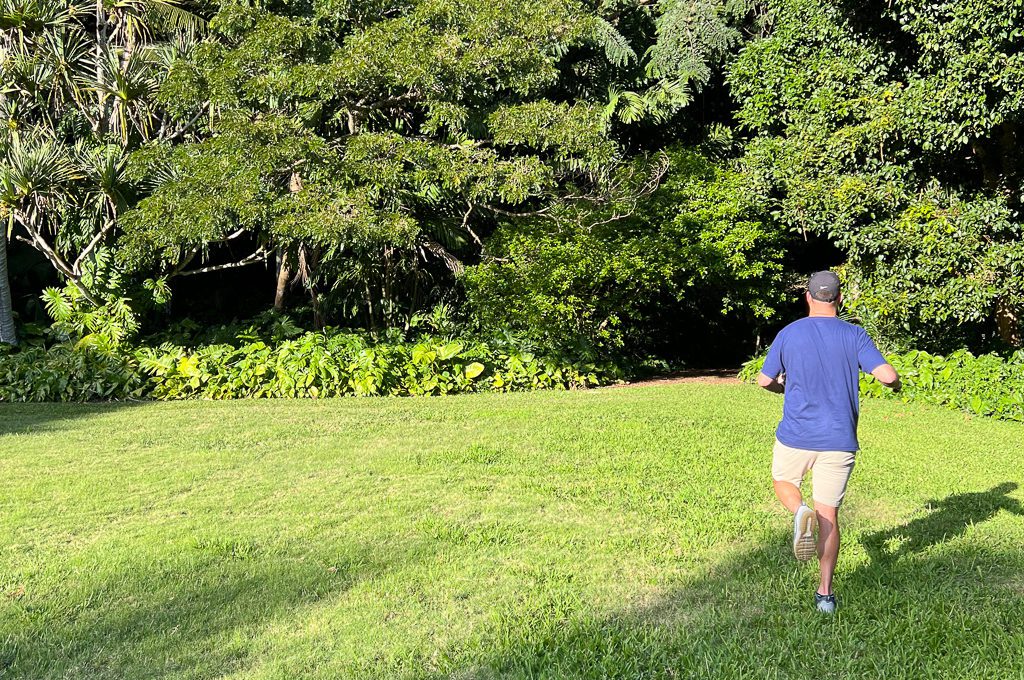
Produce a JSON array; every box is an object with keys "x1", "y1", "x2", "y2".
[
  {"x1": 862, "y1": 350, "x2": 1024, "y2": 421},
  {"x1": 138, "y1": 333, "x2": 616, "y2": 399},
  {"x1": 0, "y1": 330, "x2": 620, "y2": 402},
  {"x1": 463, "y1": 148, "x2": 788, "y2": 361},
  {"x1": 740, "y1": 349, "x2": 1024, "y2": 422},
  {"x1": 0, "y1": 343, "x2": 145, "y2": 402},
  {"x1": 40, "y1": 249, "x2": 148, "y2": 350}
]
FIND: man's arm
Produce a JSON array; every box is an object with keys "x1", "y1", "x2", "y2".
[
  {"x1": 757, "y1": 372, "x2": 785, "y2": 394},
  {"x1": 758, "y1": 334, "x2": 785, "y2": 394},
  {"x1": 859, "y1": 329, "x2": 900, "y2": 392},
  {"x1": 870, "y1": 363, "x2": 901, "y2": 392}
]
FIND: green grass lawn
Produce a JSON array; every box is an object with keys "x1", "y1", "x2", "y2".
[{"x1": 1, "y1": 384, "x2": 1023, "y2": 679}]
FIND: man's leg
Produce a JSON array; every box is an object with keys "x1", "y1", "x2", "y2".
[
  {"x1": 810, "y1": 450, "x2": 855, "y2": 597},
  {"x1": 771, "y1": 440, "x2": 819, "y2": 561},
  {"x1": 771, "y1": 440, "x2": 815, "y2": 512},
  {"x1": 815, "y1": 504, "x2": 839, "y2": 595},
  {"x1": 773, "y1": 480, "x2": 803, "y2": 513}
]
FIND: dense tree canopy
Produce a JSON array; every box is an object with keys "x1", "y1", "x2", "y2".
[
  {"x1": 730, "y1": 0, "x2": 1024, "y2": 351},
  {"x1": 1, "y1": 0, "x2": 1022, "y2": 366},
  {"x1": 121, "y1": 0, "x2": 635, "y2": 328},
  {"x1": 0, "y1": 0, "x2": 207, "y2": 342}
]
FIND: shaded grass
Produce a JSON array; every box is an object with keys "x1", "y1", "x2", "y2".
[{"x1": 0, "y1": 385, "x2": 1022, "y2": 678}]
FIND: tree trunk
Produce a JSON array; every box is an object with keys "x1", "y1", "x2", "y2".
[
  {"x1": 0, "y1": 236, "x2": 18, "y2": 345},
  {"x1": 95, "y1": 0, "x2": 111, "y2": 137},
  {"x1": 274, "y1": 248, "x2": 290, "y2": 311},
  {"x1": 996, "y1": 296, "x2": 1022, "y2": 348},
  {"x1": 296, "y1": 244, "x2": 324, "y2": 330}
]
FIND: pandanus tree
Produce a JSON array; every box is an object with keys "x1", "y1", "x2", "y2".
[{"x1": 0, "y1": 0, "x2": 203, "y2": 343}]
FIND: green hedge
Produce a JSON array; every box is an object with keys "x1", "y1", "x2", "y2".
[
  {"x1": 740, "y1": 349, "x2": 1024, "y2": 422},
  {"x1": 0, "y1": 333, "x2": 620, "y2": 402},
  {"x1": 0, "y1": 343, "x2": 145, "y2": 402}
]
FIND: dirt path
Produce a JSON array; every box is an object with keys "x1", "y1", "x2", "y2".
[{"x1": 605, "y1": 368, "x2": 742, "y2": 388}]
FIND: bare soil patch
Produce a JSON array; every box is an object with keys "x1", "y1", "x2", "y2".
[{"x1": 606, "y1": 368, "x2": 742, "y2": 388}]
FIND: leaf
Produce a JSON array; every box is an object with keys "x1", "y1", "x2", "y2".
[
  {"x1": 176, "y1": 355, "x2": 199, "y2": 377},
  {"x1": 436, "y1": 342, "x2": 464, "y2": 361},
  {"x1": 464, "y1": 362, "x2": 485, "y2": 379}
]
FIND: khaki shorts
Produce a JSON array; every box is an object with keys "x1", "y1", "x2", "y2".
[{"x1": 771, "y1": 439, "x2": 856, "y2": 508}]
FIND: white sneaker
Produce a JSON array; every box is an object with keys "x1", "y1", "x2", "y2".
[
  {"x1": 815, "y1": 592, "x2": 837, "y2": 614},
  {"x1": 792, "y1": 504, "x2": 818, "y2": 561}
]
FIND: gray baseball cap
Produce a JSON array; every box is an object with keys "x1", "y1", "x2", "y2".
[{"x1": 807, "y1": 271, "x2": 841, "y2": 302}]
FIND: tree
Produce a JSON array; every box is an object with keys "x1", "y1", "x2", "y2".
[
  {"x1": 119, "y1": 0, "x2": 657, "y2": 329},
  {"x1": 464, "y1": 148, "x2": 788, "y2": 359},
  {"x1": 0, "y1": 228, "x2": 14, "y2": 343},
  {"x1": 729, "y1": 0, "x2": 1024, "y2": 350},
  {"x1": 0, "y1": 0, "x2": 204, "y2": 341}
]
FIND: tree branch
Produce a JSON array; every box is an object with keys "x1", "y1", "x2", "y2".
[
  {"x1": 15, "y1": 231, "x2": 101, "y2": 306},
  {"x1": 482, "y1": 203, "x2": 553, "y2": 219},
  {"x1": 460, "y1": 202, "x2": 483, "y2": 246},
  {"x1": 162, "y1": 110, "x2": 206, "y2": 142},
  {"x1": 419, "y1": 237, "x2": 464, "y2": 275},
  {"x1": 72, "y1": 221, "x2": 115, "y2": 274},
  {"x1": 176, "y1": 248, "x2": 270, "y2": 277}
]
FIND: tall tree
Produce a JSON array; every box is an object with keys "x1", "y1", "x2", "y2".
[
  {"x1": 122, "y1": 0, "x2": 767, "y2": 330},
  {"x1": 0, "y1": 0, "x2": 204, "y2": 340},
  {"x1": 729, "y1": 0, "x2": 1024, "y2": 350},
  {"x1": 120, "y1": 0, "x2": 652, "y2": 328}
]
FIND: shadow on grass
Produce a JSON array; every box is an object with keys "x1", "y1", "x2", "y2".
[
  {"x1": 863, "y1": 482, "x2": 1024, "y2": 564},
  {"x1": 0, "y1": 401, "x2": 147, "y2": 437},
  {"x1": 428, "y1": 484, "x2": 1024, "y2": 679},
  {"x1": 0, "y1": 540, "x2": 389, "y2": 679}
]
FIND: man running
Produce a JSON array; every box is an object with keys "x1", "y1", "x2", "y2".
[{"x1": 757, "y1": 271, "x2": 900, "y2": 614}]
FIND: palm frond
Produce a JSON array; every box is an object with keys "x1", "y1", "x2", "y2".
[
  {"x1": 83, "y1": 48, "x2": 160, "y2": 143},
  {"x1": 647, "y1": 0, "x2": 740, "y2": 88},
  {"x1": 108, "y1": 0, "x2": 207, "y2": 45},
  {"x1": 590, "y1": 17, "x2": 636, "y2": 68}
]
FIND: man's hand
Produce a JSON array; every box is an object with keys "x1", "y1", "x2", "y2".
[
  {"x1": 871, "y1": 363, "x2": 901, "y2": 393},
  {"x1": 757, "y1": 371, "x2": 785, "y2": 394}
]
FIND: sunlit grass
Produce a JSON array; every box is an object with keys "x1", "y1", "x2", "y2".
[{"x1": 1, "y1": 385, "x2": 1022, "y2": 678}]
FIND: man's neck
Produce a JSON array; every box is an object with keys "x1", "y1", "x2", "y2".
[{"x1": 807, "y1": 307, "x2": 838, "y2": 318}]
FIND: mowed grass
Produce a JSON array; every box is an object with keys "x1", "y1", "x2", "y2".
[{"x1": 1, "y1": 385, "x2": 1023, "y2": 679}]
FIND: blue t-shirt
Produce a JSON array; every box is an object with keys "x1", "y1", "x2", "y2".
[{"x1": 761, "y1": 316, "x2": 886, "y2": 451}]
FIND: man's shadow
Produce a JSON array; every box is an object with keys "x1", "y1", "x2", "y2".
[{"x1": 862, "y1": 482, "x2": 1023, "y2": 564}]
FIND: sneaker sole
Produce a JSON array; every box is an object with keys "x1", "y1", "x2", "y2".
[{"x1": 793, "y1": 510, "x2": 818, "y2": 562}]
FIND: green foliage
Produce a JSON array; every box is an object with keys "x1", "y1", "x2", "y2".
[
  {"x1": 120, "y1": 0, "x2": 633, "y2": 328},
  {"x1": 15, "y1": 0, "x2": 1024, "y2": 372},
  {"x1": 862, "y1": 349, "x2": 1024, "y2": 422},
  {"x1": 648, "y1": 0, "x2": 750, "y2": 86},
  {"x1": 0, "y1": 327, "x2": 617, "y2": 402},
  {"x1": 0, "y1": 343, "x2": 144, "y2": 402},
  {"x1": 740, "y1": 348, "x2": 1024, "y2": 422},
  {"x1": 602, "y1": 0, "x2": 759, "y2": 124},
  {"x1": 137, "y1": 333, "x2": 613, "y2": 399},
  {"x1": 838, "y1": 194, "x2": 1024, "y2": 351},
  {"x1": 729, "y1": 0, "x2": 1024, "y2": 350},
  {"x1": 0, "y1": 0, "x2": 203, "y2": 308},
  {"x1": 41, "y1": 249, "x2": 141, "y2": 349},
  {"x1": 736, "y1": 353, "x2": 764, "y2": 383},
  {"x1": 464, "y1": 148, "x2": 788, "y2": 357}
]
